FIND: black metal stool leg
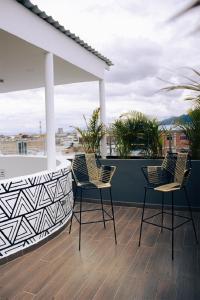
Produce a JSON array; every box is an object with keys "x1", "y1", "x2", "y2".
[
  {"x1": 99, "y1": 189, "x2": 106, "y2": 229},
  {"x1": 69, "y1": 187, "x2": 77, "y2": 234},
  {"x1": 161, "y1": 192, "x2": 164, "y2": 233},
  {"x1": 184, "y1": 187, "x2": 198, "y2": 244},
  {"x1": 171, "y1": 191, "x2": 174, "y2": 260},
  {"x1": 79, "y1": 188, "x2": 83, "y2": 251},
  {"x1": 138, "y1": 187, "x2": 147, "y2": 247},
  {"x1": 109, "y1": 187, "x2": 117, "y2": 244}
]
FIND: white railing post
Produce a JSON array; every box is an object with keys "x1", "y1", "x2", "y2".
[
  {"x1": 45, "y1": 52, "x2": 56, "y2": 170},
  {"x1": 99, "y1": 79, "x2": 107, "y2": 158}
]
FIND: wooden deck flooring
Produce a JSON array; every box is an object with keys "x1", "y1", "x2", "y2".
[{"x1": 0, "y1": 203, "x2": 199, "y2": 300}]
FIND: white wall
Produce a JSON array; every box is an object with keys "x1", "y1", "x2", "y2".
[
  {"x1": 0, "y1": 156, "x2": 47, "y2": 179},
  {"x1": 0, "y1": 159, "x2": 73, "y2": 259}
]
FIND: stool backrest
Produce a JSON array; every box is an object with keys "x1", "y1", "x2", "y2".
[
  {"x1": 174, "y1": 152, "x2": 189, "y2": 186},
  {"x1": 72, "y1": 154, "x2": 89, "y2": 184},
  {"x1": 161, "y1": 152, "x2": 176, "y2": 180},
  {"x1": 143, "y1": 153, "x2": 176, "y2": 186},
  {"x1": 85, "y1": 153, "x2": 100, "y2": 181},
  {"x1": 72, "y1": 153, "x2": 100, "y2": 184},
  {"x1": 161, "y1": 152, "x2": 191, "y2": 186}
]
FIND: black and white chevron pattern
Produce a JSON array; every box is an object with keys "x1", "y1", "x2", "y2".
[{"x1": 0, "y1": 167, "x2": 73, "y2": 258}]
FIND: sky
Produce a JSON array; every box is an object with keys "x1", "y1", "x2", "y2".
[{"x1": 1, "y1": 0, "x2": 200, "y2": 134}]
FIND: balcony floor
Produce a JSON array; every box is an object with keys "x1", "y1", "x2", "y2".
[{"x1": 0, "y1": 203, "x2": 199, "y2": 300}]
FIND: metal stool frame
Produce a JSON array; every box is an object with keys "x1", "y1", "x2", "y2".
[
  {"x1": 69, "y1": 153, "x2": 117, "y2": 250},
  {"x1": 139, "y1": 152, "x2": 198, "y2": 260}
]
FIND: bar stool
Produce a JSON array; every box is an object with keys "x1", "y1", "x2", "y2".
[
  {"x1": 139, "y1": 152, "x2": 198, "y2": 260},
  {"x1": 69, "y1": 153, "x2": 117, "y2": 250}
]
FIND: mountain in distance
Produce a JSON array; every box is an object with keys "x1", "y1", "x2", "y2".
[{"x1": 160, "y1": 114, "x2": 191, "y2": 125}]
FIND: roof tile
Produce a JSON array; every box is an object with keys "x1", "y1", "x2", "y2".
[{"x1": 15, "y1": 0, "x2": 113, "y2": 66}]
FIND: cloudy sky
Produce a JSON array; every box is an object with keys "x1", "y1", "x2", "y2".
[{"x1": 1, "y1": 0, "x2": 200, "y2": 134}]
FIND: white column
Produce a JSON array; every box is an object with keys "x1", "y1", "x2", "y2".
[
  {"x1": 99, "y1": 79, "x2": 107, "y2": 158},
  {"x1": 45, "y1": 52, "x2": 56, "y2": 170}
]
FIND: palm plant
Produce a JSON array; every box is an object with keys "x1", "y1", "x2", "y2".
[
  {"x1": 73, "y1": 108, "x2": 105, "y2": 154},
  {"x1": 162, "y1": 68, "x2": 200, "y2": 103},
  {"x1": 165, "y1": 1, "x2": 200, "y2": 157},
  {"x1": 177, "y1": 106, "x2": 200, "y2": 159},
  {"x1": 146, "y1": 119, "x2": 163, "y2": 157},
  {"x1": 111, "y1": 119, "x2": 130, "y2": 158},
  {"x1": 162, "y1": 68, "x2": 200, "y2": 158},
  {"x1": 112, "y1": 111, "x2": 162, "y2": 158},
  {"x1": 170, "y1": 0, "x2": 200, "y2": 21}
]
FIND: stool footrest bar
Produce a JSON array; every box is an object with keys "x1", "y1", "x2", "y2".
[{"x1": 73, "y1": 213, "x2": 113, "y2": 225}]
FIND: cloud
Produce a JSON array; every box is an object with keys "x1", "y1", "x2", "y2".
[
  {"x1": 0, "y1": 0, "x2": 199, "y2": 135},
  {"x1": 0, "y1": 84, "x2": 101, "y2": 134},
  {"x1": 105, "y1": 90, "x2": 191, "y2": 123},
  {"x1": 54, "y1": 82, "x2": 98, "y2": 98},
  {"x1": 105, "y1": 38, "x2": 162, "y2": 84}
]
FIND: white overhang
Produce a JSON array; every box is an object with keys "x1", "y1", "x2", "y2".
[{"x1": 0, "y1": 0, "x2": 111, "y2": 93}]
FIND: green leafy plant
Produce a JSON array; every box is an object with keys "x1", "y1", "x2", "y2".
[
  {"x1": 177, "y1": 106, "x2": 200, "y2": 159},
  {"x1": 162, "y1": 68, "x2": 200, "y2": 103},
  {"x1": 112, "y1": 111, "x2": 162, "y2": 158},
  {"x1": 146, "y1": 119, "x2": 163, "y2": 157},
  {"x1": 111, "y1": 119, "x2": 131, "y2": 158},
  {"x1": 73, "y1": 108, "x2": 105, "y2": 154},
  {"x1": 162, "y1": 68, "x2": 200, "y2": 158}
]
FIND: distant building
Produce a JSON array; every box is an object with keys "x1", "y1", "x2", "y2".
[
  {"x1": 0, "y1": 134, "x2": 45, "y2": 155},
  {"x1": 57, "y1": 128, "x2": 64, "y2": 135},
  {"x1": 161, "y1": 126, "x2": 190, "y2": 155}
]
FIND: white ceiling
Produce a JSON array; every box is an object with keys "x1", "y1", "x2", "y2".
[{"x1": 0, "y1": 29, "x2": 99, "y2": 93}]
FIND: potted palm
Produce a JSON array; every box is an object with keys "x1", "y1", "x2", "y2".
[
  {"x1": 111, "y1": 111, "x2": 162, "y2": 158},
  {"x1": 73, "y1": 108, "x2": 199, "y2": 208},
  {"x1": 162, "y1": 68, "x2": 200, "y2": 159},
  {"x1": 177, "y1": 107, "x2": 200, "y2": 159},
  {"x1": 73, "y1": 107, "x2": 105, "y2": 155}
]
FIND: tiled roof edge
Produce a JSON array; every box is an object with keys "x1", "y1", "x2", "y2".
[{"x1": 15, "y1": 0, "x2": 113, "y2": 66}]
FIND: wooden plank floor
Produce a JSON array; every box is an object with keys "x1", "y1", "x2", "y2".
[{"x1": 0, "y1": 203, "x2": 199, "y2": 300}]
